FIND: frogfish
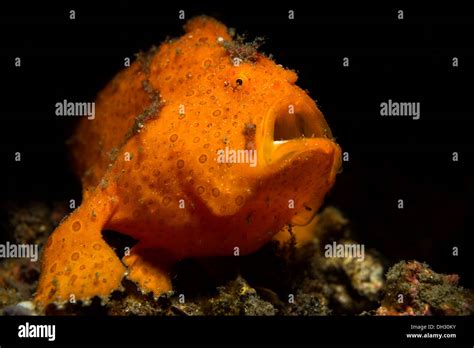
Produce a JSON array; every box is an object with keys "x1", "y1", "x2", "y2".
[{"x1": 34, "y1": 16, "x2": 342, "y2": 307}]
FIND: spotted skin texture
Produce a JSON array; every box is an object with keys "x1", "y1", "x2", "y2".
[{"x1": 35, "y1": 16, "x2": 342, "y2": 307}]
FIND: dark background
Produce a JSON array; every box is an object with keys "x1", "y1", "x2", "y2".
[{"x1": 0, "y1": 2, "x2": 472, "y2": 286}]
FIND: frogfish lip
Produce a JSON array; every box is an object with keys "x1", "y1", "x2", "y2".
[
  {"x1": 257, "y1": 91, "x2": 342, "y2": 226},
  {"x1": 259, "y1": 91, "x2": 341, "y2": 177}
]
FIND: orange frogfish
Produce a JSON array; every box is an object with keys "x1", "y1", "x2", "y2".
[{"x1": 35, "y1": 16, "x2": 342, "y2": 307}]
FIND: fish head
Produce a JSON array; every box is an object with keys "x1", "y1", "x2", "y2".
[{"x1": 147, "y1": 17, "x2": 341, "y2": 238}]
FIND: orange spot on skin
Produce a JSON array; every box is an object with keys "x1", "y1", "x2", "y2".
[{"x1": 72, "y1": 221, "x2": 81, "y2": 232}]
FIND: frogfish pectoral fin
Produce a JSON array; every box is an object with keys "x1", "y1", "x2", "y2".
[
  {"x1": 34, "y1": 193, "x2": 126, "y2": 308},
  {"x1": 273, "y1": 214, "x2": 320, "y2": 247},
  {"x1": 122, "y1": 245, "x2": 173, "y2": 296}
]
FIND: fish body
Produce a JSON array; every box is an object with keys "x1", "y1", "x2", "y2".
[{"x1": 35, "y1": 16, "x2": 341, "y2": 306}]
